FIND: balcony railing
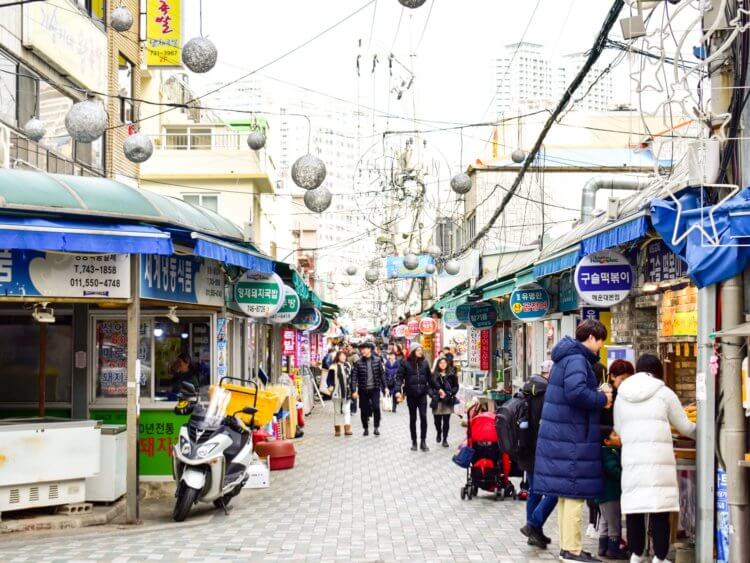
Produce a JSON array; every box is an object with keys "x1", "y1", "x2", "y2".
[
  {"x1": 150, "y1": 132, "x2": 247, "y2": 151},
  {"x1": 10, "y1": 130, "x2": 105, "y2": 177}
]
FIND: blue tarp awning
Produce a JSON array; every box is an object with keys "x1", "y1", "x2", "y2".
[
  {"x1": 533, "y1": 247, "x2": 581, "y2": 278},
  {"x1": 0, "y1": 217, "x2": 173, "y2": 255},
  {"x1": 581, "y1": 215, "x2": 649, "y2": 256},
  {"x1": 650, "y1": 187, "x2": 750, "y2": 288},
  {"x1": 191, "y1": 233, "x2": 274, "y2": 274}
]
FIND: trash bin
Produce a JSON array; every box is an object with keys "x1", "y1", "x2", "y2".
[{"x1": 85, "y1": 425, "x2": 127, "y2": 502}]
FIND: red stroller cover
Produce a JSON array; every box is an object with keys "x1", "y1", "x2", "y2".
[{"x1": 468, "y1": 412, "x2": 497, "y2": 444}]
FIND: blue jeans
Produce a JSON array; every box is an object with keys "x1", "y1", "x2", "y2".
[{"x1": 526, "y1": 473, "x2": 558, "y2": 530}]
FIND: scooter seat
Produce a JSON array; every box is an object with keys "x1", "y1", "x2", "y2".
[{"x1": 224, "y1": 427, "x2": 249, "y2": 460}]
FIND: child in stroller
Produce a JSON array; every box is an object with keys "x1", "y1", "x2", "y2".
[{"x1": 460, "y1": 404, "x2": 517, "y2": 501}]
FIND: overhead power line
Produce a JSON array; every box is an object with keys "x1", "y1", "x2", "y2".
[{"x1": 455, "y1": 0, "x2": 626, "y2": 257}]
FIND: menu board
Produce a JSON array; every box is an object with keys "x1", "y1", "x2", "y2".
[{"x1": 97, "y1": 320, "x2": 128, "y2": 396}]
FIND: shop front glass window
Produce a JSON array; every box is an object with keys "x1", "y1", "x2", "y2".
[
  {"x1": 525, "y1": 323, "x2": 535, "y2": 381},
  {"x1": 544, "y1": 320, "x2": 558, "y2": 361},
  {"x1": 0, "y1": 314, "x2": 72, "y2": 403},
  {"x1": 94, "y1": 319, "x2": 150, "y2": 399},
  {"x1": 153, "y1": 316, "x2": 211, "y2": 401}
]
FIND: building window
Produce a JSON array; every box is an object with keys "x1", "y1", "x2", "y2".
[
  {"x1": 118, "y1": 54, "x2": 135, "y2": 123},
  {"x1": 165, "y1": 127, "x2": 211, "y2": 150},
  {"x1": 76, "y1": 0, "x2": 105, "y2": 25},
  {"x1": 183, "y1": 193, "x2": 218, "y2": 212},
  {"x1": 0, "y1": 51, "x2": 17, "y2": 126}
]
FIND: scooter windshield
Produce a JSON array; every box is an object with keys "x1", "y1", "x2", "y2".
[{"x1": 203, "y1": 386, "x2": 232, "y2": 429}]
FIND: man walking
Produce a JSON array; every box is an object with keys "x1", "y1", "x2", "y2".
[
  {"x1": 520, "y1": 359, "x2": 557, "y2": 549},
  {"x1": 533, "y1": 320, "x2": 612, "y2": 563},
  {"x1": 351, "y1": 341, "x2": 387, "y2": 436}
]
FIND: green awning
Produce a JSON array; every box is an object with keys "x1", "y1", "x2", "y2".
[
  {"x1": 0, "y1": 169, "x2": 245, "y2": 240},
  {"x1": 321, "y1": 300, "x2": 339, "y2": 318},
  {"x1": 444, "y1": 289, "x2": 469, "y2": 310},
  {"x1": 514, "y1": 268, "x2": 536, "y2": 287},
  {"x1": 482, "y1": 279, "x2": 515, "y2": 300}
]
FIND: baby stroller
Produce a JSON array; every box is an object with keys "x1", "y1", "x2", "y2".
[{"x1": 460, "y1": 404, "x2": 517, "y2": 501}]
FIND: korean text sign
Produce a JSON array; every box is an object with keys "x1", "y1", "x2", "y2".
[
  {"x1": 147, "y1": 0, "x2": 181, "y2": 66},
  {"x1": 575, "y1": 250, "x2": 633, "y2": 307},
  {"x1": 510, "y1": 284, "x2": 550, "y2": 321},
  {"x1": 468, "y1": 302, "x2": 498, "y2": 329}
]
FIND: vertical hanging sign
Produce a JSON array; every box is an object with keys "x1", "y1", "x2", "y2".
[
  {"x1": 147, "y1": 0, "x2": 182, "y2": 67},
  {"x1": 480, "y1": 329, "x2": 490, "y2": 371}
]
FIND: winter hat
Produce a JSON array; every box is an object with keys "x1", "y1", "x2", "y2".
[
  {"x1": 410, "y1": 341, "x2": 422, "y2": 354},
  {"x1": 541, "y1": 359, "x2": 554, "y2": 374}
]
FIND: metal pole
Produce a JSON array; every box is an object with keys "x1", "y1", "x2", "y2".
[
  {"x1": 38, "y1": 323, "x2": 47, "y2": 418},
  {"x1": 126, "y1": 254, "x2": 141, "y2": 524},
  {"x1": 696, "y1": 285, "x2": 717, "y2": 561},
  {"x1": 719, "y1": 277, "x2": 749, "y2": 562}
]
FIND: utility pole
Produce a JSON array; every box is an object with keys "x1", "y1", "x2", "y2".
[{"x1": 126, "y1": 254, "x2": 141, "y2": 524}]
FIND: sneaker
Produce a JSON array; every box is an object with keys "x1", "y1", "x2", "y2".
[
  {"x1": 586, "y1": 523, "x2": 598, "y2": 539},
  {"x1": 559, "y1": 551, "x2": 601, "y2": 562},
  {"x1": 629, "y1": 555, "x2": 644, "y2": 563},
  {"x1": 651, "y1": 558, "x2": 671, "y2": 563},
  {"x1": 373, "y1": 427, "x2": 380, "y2": 436}
]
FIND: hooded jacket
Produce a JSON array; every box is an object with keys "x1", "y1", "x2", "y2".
[
  {"x1": 396, "y1": 356, "x2": 432, "y2": 397},
  {"x1": 517, "y1": 374, "x2": 548, "y2": 473},
  {"x1": 614, "y1": 371, "x2": 696, "y2": 514},
  {"x1": 533, "y1": 336, "x2": 607, "y2": 499}
]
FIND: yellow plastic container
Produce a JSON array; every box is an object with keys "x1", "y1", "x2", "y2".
[{"x1": 220, "y1": 382, "x2": 279, "y2": 426}]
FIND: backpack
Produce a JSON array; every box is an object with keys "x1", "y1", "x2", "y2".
[{"x1": 495, "y1": 393, "x2": 531, "y2": 460}]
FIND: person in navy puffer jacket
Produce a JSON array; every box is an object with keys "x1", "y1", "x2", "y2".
[{"x1": 533, "y1": 320, "x2": 613, "y2": 563}]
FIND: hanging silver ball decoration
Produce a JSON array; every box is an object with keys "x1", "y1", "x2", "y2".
[
  {"x1": 444, "y1": 259, "x2": 461, "y2": 276},
  {"x1": 246, "y1": 129, "x2": 266, "y2": 151},
  {"x1": 403, "y1": 253, "x2": 419, "y2": 271},
  {"x1": 110, "y1": 6, "x2": 134, "y2": 32},
  {"x1": 346, "y1": 265, "x2": 357, "y2": 276},
  {"x1": 450, "y1": 172, "x2": 472, "y2": 195},
  {"x1": 397, "y1": 289, "x2": 410, "y2": 302},
  {"x1": 23, "y1": 118, "x2": 46, "y2": 142},
  {"x1": 511, "y1": 148, "x2": 527, "y2": 164},
  {"x1": 303, "y1": 186, "x2": 332, "y2": 213},
  {"x1": 65, "y1": 99, "x2": 107, "y2": 143},
  {"x1": 427, "y1": 244, "x2": 442, "y2": 259},
  {"x1": 425, "y1": 263, "x2": 436, "y2": 275},
  {"x1": 365, "y1": 268, "x2": 379, "y2": 284},
  {"x1": 398, "y1": 0, "x2": 427, "y2": 8},
  {"x1": 123, "y1": 133, "x2": 154, "y2": 163},
  {"x1": 181, "y1": 37, "x2": 218, "y2": 74},
  {"x1": 292, "y1": 154, "x2": 327, "y2": 190}
]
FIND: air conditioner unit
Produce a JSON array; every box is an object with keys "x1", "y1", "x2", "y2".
[{"x1": 0, "y1": 124, "x2": 10, "y2": 169}]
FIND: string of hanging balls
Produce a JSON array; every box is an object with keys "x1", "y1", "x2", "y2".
[{"x1": 351, "y1": 244, "x2": 460, "y2": 285}]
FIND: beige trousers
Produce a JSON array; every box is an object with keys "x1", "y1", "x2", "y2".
[{"x1": 558, "y1": 497, "x2": 585, "y2": 553}]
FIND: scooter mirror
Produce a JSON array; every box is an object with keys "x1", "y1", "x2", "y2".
[{"x1": 180, "y1": 381, "x2": 198, "y2": 395}]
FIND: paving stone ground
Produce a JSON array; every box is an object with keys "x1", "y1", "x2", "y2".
[{"x1": 0, "y1": 402, "x2": 599, "y2": 562}]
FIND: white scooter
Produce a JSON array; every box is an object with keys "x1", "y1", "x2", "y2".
[{"x1": 171, "y1": 382, "x2": 256, "y2": 522}]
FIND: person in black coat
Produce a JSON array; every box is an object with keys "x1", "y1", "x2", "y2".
[
  {"x1": 428, "y1": 357, "x2": 458, "y2": 447},
  {"x1": 395, "y1": 342, "x2": 432, "y2": 451},
  {"x1": 351, "y1": 341, "x2": 388, "y2": 436}
]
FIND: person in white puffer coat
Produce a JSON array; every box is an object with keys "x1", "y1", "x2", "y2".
[{"x1": 614, "y1": 354, "x2": 696, "y2": 563}]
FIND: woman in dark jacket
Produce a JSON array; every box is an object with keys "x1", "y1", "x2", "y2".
[
  {"x1": 429, "y1": 357, "x2": 458, "y2": 447},
  {"x1": 384, "y1": 352, "x2": 401, "y2": 413},
  {"x1": 395, "y1": 343, "x2": 432, "y2": 452}
]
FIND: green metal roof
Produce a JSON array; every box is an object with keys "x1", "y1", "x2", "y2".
[
  {"x1": 482, "y1": 279, "x2": 515, "y2": 300},
  {"x1": 514, "y1": 268, "x2": 537, "y2": 287},
  {"x1": 0, "y1": 169, "x2": 244, "y2": 240}
]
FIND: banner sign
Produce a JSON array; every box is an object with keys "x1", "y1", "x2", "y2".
[
  {"x1": 645, "y1": 239, "x2": 687, "y2": 283},
  {"x1": 0, "y1": 250, "x2": 129, "y2": 299},
  {"x1": 443, "y1": 307, "x2": 462, "y2": 329},
  {"x1": 141, "y1": 255, "x2": 224, "y2": 306},
  {"x1": 282, "y1": 328, "x2": 296, "y2": 356},
  {"x1": 407, "y1": 317, "x2": 420, "y2": 336},
  {"x1": 575, "y1": 250, "x2": 633, "y2": 307},
  {"x1": 468, "y1": 302, "x2": 498, "y2": 329},
  {"x1": 393, "y1": 324, "x2": 406, "y2": 338},
  {"x1": 386, "y1": 255, "x2": 437, "y2": 279},
  {"x1": 419, "y1": 317, "x2": 436, "y2": 335},
  {"x1": 146, "y1": 0, "x2": 182, "y2": 67},
  {"x1": 510, "y1": 284, "x2": 550, "y2": 321},
  {"x1": 269, "y1": 285, "x2": 301, "y2": 324},
  {"x1": 468, "y1": 327, "x2": 481, "y2": 368},
  {"x1": 456, "y1": 303, "x2": 472, "y2": 323},
  {"x1": 480, "y1": 329, "x2": 491, "y2": 371},
  {"x1": 292, "y1": 306, "x2": 322, "y2": 332},
  {"x1": 234, "y1": 271, "x2": 284, "y2": 318}
]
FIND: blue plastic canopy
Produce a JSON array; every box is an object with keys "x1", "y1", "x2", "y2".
[
  {"x1": 0, "y1": 216, "x2": 173, "y2": 255},
  {"x1": 533, "y1": 248, "x2": 581, "y2": 279},
  {"x1": 192, "y1": 233, "x2": 274, "y2": 274},
  {"x1": 581, "y1": 216, "x2": 649, "y2": 256},
  {"x1": 650, "y1": 188, "x2": 750, "y2": 288}
]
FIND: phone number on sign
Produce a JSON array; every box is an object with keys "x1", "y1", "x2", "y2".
[{"x1": 70, "y1": 278, "x2": 122, "y2": 288}]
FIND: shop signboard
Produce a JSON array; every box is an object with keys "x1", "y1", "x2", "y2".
[
  {"x1": 297, "y1": 332, "x2": 311, "y2": 366},
  {"x1": 581, "y1": 307, "x2": 601, "y2": 321},
  {"x1": 234, "y1": 271, "x2": 284, "y2": 318},
  {"x1": 645, "y1": 239, "x2": 687, "y2": 283},
  {"x1": 456, "y1": 303, "x2": 472, "y2": 323},
  {"x1": 0, "y1": 251, "x2": 129, "y2": 299},
  {"x1": 468, "y1": 327, "x2": 481, "y2": 368},
  {"x1": 480, "y1": 329, "x2": 490, "y2": 371},
  {"x1": 559, "y1": 272, "x2": 579, "y2": 312},
  {"x1": 407, "y1": 317, "x2": 420, "y2": 337},
  {"x1": 434, "y1": 325, "x2": 443, "y2": 354},
  {"x1": 146, "y1": 0, "x2": 182, "y2": 67},
  {"x1": 216, "y1": 317, "x2": 227, "y2": 380},
  {"x1": 269, "y1": 285, "x2": 301, "y2": 324},
  {"x1": 292, "y1": 306, "x2": 322, "y2": 332},
  {"x1": 282, "y1": 328, "x2": 296, "y2": 356},
  {"x1": 386, "y1": 255, "x2": 436, "y2": 278},
  {"x1": 419, "y1": 317, "x2": 436, "y2": 335},
  {"x1": 574, "y1": 250, "x2": 633, "y2": 307},
  {"x1": 443, "y1": 307, "x2": 462, "y2": 328},
  {"x1": 141, "y1": 255, "x2": 224, "y2": 306},
  {"x1": 468, "y1": 302, "x2": 498, "y2": 329},
  {"x1": 392, "y1": 324, "x2": 406, "y2": 338},
  {"x1": 509, "y1": 284, "x2": 550, "y2": 321},
  {"x1": 716, "y1": 468, "x2": 729, "y2": 563}
]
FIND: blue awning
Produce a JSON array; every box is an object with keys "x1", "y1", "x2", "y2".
[
  {"x1": 514, "y1": 269, "x2": 536, "y2": 287},
  {"x1": 533, "y1": 247, "x2": 581, "y2": 278},
  {"x1": 581, "y1": 215, "x2": 649, "y2": 256},
  {"x1": 0, "y1": 217, "x2": 172, "y2": 254},
  {"x1": 191, "y1": 233, "x2": 274, "y2": 274}
]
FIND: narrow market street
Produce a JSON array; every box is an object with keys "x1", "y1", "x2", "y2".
[{"x1": 0, "y1": 404, "x2": 596, "y2": 562}]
